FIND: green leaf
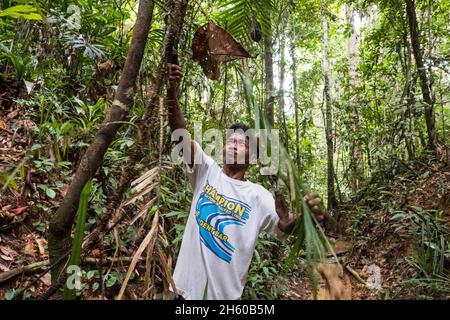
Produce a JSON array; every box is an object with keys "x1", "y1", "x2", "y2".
[
  {"x1": 202, "y1": 280, "x2": 208, "y2": 300},
  {"x1": 391, "y1": 211, "x2": 407, "y2": 220},
  {"x1": 106, "y1": 275, "x2": 117, "y2": 287},
  {"x1": 87, "y1": 270, "x2": 97, "y2": 280},
  {"x1": 0, "y1": 5, "x2": 42, "y2": 21},
  {"x1": 45, "y1": 188, "x2": 56, "y2": 199},
  {"x1": 5, "y1": 289, "x2": 16, "y2": 300},
  {"x1": 92, "y1": 282, "x2": 99, "y2": 292},
  {"x1": 164, "y1": 210, "x2": 188, "y2": 218},
  {"x1": 34, "y1": 221, "x2": 45, "y2": 233}
]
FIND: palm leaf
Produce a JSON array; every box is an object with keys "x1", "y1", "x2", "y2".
[
  {"x1": 63, "y1": 179, "x2": 92, "y2": 300},
  {"x1": 212, "y1": 0, "x2": 274, "y2": 47},
  {"x1": 237, "y1": 66, "x2": 338, "y2": 299}
]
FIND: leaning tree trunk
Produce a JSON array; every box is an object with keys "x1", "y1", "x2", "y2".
[
  {"x1": 48, "y1": 0, "x2": 156, "y2": 282},
  {"x1": 81, "y1": 0, "x2": 189, "y2": 254},
  {"x1": 322, "y1": 2, "x2": 337, "y2": 210},
  {"x1": 405, "y1": 0, "x2": 437, "y2": 154}
]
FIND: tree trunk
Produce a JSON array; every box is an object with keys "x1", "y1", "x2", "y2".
[
  {"x1": 405, "y1": 0, "x2": 437, "y2": 153},
  {"x1": 345, "y1": 4, "x2": 363, "y2": 192},
  {"x1": 400, "y1": 10, "x2": 416, "y2": 160},
  {"x1": 81, "y1": 0, "x2": 189, "y2": 257},
  {"x1": 278, "y1": 28, "x2": 289, "y2": 151},
  {"x1": 289, "y1": 27, "x2": 301, "y2": 169},
  {"x1": 264, "y1": 32, "x2": 275, "y2": 126},
  {"x1": 48, "y1": 0, "x2": 156, "y2": 283},
  {"x1": 322, "y1": 3, "x2": 337, "y2": 210}
]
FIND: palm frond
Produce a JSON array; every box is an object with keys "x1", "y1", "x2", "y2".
[
  {"x1": 64, "y1": 179, "x2": 92, "y2": 300},
  {"x1": 237, "y1": 66, "x2": 337, "y2": 299},
  {"x1": 212, "y1": 0, "x2": 274, "y2": 48}
]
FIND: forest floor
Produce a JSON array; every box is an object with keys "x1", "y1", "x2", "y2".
[
  {"x1": 1, "y1": 106, "x2": 449, "y2": 300},
  {"x1": 282, "y1": 149, "x2": 450, "y2": 300}
]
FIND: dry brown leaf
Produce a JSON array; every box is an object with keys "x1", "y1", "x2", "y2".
[
  {"x1": 130, "y1": 197, "x2": 157, "y2": 225},
  {"x1": 6, "y1": 109, "x2": 19, "y2": 120},
  {"x1": 35, "y1": 238, "x2": 47, "y2": 256},
  {"x1": 2, "y1": 211, "x2": 14, "y2": 219},
  {"x1": 16, "y1": 119, "x2": 36, "y2": 129},
  {"x1": 39, "y1": 273, "x2": 51, "y2": 286},
  {"x1": 117, "y1": 211, "x2": 160, "y2": 300},
  {"x1": 0, "y1": 119, "x2": 8, "y2": 130},
  {"x1": 125, "y1": 182, "x2": 157, "y2": 207},
  {"x1": 0, "y1": 245, "x2": 18, "y2": 258},
  {"x1": 0, "y1": 260, "x2": 10, "y2": 272},
  {"x1": 12, "y1": 206, "x2": 28, "y2": 215},
  {"x1": 0, "y1": 254, "x2": 13, "y2": 261},
  {"x1": 24, "y1": 240, "x2": 36, "y2": 256},
  {"x1": 1, "y1": 205, "x2": 12, "y2": 212},
  {"x1": 192, "y1": 22, "x2": 250, "y2": 80},
  {"x1": 131, "y1": 167, "x2": 159, "y2": 187},
  {"x1": 91, "y1": 249, "x2": 102, "y2": 258}
]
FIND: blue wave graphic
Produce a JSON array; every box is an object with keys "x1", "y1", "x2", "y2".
[{"x1": 195, "y1": 189, "x2": 251, "y2": 263}]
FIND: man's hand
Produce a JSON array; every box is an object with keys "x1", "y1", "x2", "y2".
[
  {"x1": 274, "y1": 191, "x2": 296, "y2": 235},
  {"x1": 304, "y1": 192, "x2": 326, "y2": 223},
  {"x1": 166, "y1": 62, "x2": 188, "y2": 132},
  {"x1": 276, "y1": 191, "x2": 326, "y2": 234},
  {"x1": 167, "y1": 63, "x2": 182, "y2": 96}
]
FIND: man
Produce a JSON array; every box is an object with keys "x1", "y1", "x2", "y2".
[{"x1": 167, "y1": 63, "x2": 325, "y2": 299}]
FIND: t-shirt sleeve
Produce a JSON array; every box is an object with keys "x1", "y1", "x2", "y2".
[
  {"x1": 259, "y1": 189, "x2": 289, "y2": 240},
  {"x1": 185, "y1": 141, "x2": 215, "y2": 191}
]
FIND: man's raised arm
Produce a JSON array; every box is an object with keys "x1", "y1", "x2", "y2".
[
  {"x1": 166, "y1": 63, "x2": 195, "y2": 165},
  {"x1": 167, "y1": 63, "x2": 187, "y2": 131}
]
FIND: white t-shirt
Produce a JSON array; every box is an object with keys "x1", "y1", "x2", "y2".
[{"x1": 171, "y1": 142, "x2": 286, "y2": 300}]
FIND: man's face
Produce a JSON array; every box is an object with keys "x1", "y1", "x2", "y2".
[{"x1": 223, "y1": 132, "x2": 250, "y2": 170}]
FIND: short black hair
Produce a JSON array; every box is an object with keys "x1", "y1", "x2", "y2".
[
  {"x1": 228, "y1": 123, "x2": 250, "y2": 132},
  {"x1": 226, "y1": 123, "x2": 251, "y2": 140}
]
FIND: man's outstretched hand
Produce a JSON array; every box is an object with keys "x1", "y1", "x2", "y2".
[{"x1": 304, "y1": 192, "x2": 326, "y2": 223}]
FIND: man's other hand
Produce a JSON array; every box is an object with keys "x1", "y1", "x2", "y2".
[{"x1": 303, "y1": 192, "x2": 326, "y2": 223}]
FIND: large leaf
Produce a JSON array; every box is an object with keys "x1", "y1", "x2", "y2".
[
  {"x1": 0, "y1": 5, "x2": 42, "y2": 21},
  {"x1": 192, "y1": 22, "x2": 250, "y2": 80}
]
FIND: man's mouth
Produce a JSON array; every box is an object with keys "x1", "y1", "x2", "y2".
[{"x1": 225, "y1": 150, "x2": 239, "y2": 164}]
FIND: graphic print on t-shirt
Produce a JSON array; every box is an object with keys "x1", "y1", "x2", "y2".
[{"x1": 195, "y1": 181, "x2": 251, "y2": 263}]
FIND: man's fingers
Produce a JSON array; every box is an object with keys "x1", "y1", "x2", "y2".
[
  {"x1": 167, "y1": 63, "x2": 182, "y2": 79},
  {"x1": 304, "y1": 192, "x2": 320, "y2": 203},
  {"x1": 307, "y1": 192, "x2": 319, "y2": 199},
  {"x1": 308, "y1": 197, "x2": 322, "y2": 207},
  {"x1": 169, "y1": 69, "x2": 182, "y2": 76},
  {"x1": 168, "y1": 63, "x2": 181, "y2": 71}
]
